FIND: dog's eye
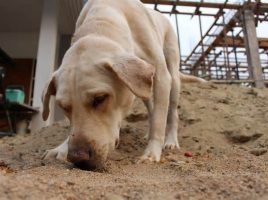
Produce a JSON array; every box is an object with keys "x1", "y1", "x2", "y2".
[{"x1": 92, "y1": 94, "x2": 108, "y2": 108}]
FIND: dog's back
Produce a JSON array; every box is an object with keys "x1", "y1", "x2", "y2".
[{"x1": 72, "y1": 0, "x2": 172, "y2": 59}]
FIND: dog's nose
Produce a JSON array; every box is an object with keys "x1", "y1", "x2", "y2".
[{"x1": 67, "y1": 147, "x2": 97, "y2": 170}]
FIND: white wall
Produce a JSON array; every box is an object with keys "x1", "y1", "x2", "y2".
[
  {"x1": 31, "y1": 0, "x2": 60, "y2": 131},
  {"x1": 0, "y1": 32, "x2": 39, "y2": 58}
]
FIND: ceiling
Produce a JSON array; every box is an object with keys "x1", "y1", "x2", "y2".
[{"x1": 0, "y1": 0, "x2": 84, "y2": 34}]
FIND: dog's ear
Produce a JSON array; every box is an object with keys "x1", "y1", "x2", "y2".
[
  {"x1": 42, "y1": 73, "x2": 57, "y2": 121},
  {"x1": 106, "y1": 55, "x2": 155, "y2": 99}
]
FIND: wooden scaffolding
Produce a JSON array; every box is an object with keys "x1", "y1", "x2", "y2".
[{"x1": 141, "y1": 0, "x2": 268, "y2": 88}]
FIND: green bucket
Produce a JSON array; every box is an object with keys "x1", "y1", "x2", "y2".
[{"x1": 5, "y1": 89, "x2": 25, "y2": 104}]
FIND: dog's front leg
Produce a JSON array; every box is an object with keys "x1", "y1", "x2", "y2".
[
  {"x1": 142, "y1": 99, "x2": 153, "y2": 139},
  {"x1": 141, "y1": 61, "x2": 171, "y2": 162},
  {"x1": 42, "y1": 137, "x2": 69, "y2": 161}
]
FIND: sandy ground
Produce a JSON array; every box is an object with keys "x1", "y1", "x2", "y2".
[{"x1": 0, "y1": 83, "x2": 268, "y2": 200}]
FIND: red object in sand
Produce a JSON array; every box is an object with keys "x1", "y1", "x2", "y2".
[{"x1": 184, "y1": 152, "x2": 193, "y2": 157}]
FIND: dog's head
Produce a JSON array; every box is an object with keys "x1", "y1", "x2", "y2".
[{"x1": 42, "y1": 36, "x2": 155, "y2": 170}]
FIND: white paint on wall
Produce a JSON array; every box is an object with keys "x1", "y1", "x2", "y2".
[{"x1": 31, "y1": 0, "x2": 60, "y2": 131}]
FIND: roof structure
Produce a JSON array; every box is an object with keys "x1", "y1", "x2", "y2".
[{"x1": 141, "y1": 0, "x2": 268, "y2": 87}]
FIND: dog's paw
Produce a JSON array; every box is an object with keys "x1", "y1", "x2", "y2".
[
  {"x1": 42, "y1": 139, "x2": 69, "y2": 161},
  {"x1": 139, "y1": 140, "x2": 162, "y2": 162},
  {"x1": 42, "y1": 147, "x2": 68, "y2": 161},
  {"x1": 164, "y1": 135, "x2": 180, "y2": 150},
  {"x1": 42, "y1": 140, "x2": 68, "y2": 161}
]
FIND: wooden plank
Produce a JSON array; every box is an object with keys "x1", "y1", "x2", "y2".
[
  {"x1": 242, "y1": 9, "x2": 265, "y2": 88},
  {"x1": 140, "y1": 0, "x2": 242, "y2": 9},
  {"x1": 211, "y1": 80, "x2": 268, "y2": 86},
  {"x1": 216, "y1": 37, "x2": 268, "y2": 49},
  {"x1": 141, "y1": 0, "x2": 268, "y2": 13},
  {"x1": 191, "y1": 15, "x2": 237, "y2": 69},
  {"x1": 211, "y1": 80, "x2": 254, "y2": 84}
]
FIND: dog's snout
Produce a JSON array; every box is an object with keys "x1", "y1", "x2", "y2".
[
  {"x1": 67, "y1": 147, "x2": 97, "y2": 170},
  {"x1": 76, "y1": 149, "x2": 91, "y2": 160},
  {"x1": 67, "y1": 136, "x2": 111, "y2": 171}
]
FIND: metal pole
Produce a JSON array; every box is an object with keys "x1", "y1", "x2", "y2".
[
  {"x1": 231, "y1": 29, "x2": 240, "y2": 80},
  {"x1": 175, "y1": 13, "x2": 181, "y2": 60},
  {"x1": 222, "y1": 13, "x2": 231, "y2": 79},
  {"x1": 213, "y1": 50, "x2": 219, "y2": 80},
  {"x1": 198, "y1": 14, "x2": 206, "y2": 76}
]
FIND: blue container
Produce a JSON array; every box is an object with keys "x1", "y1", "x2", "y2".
[{"x1": 5, "y1": 89, "x2": 25, "y2": 104}]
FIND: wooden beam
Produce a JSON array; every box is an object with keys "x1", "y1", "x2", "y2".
[
  {"x1": 141, "y1": 0, "x2": 268, "y2": 14},
  {"x1": 212, "y1": 80, "x2": 268, "y2": 85},
  {"x1": 191, "y1": 15, "x2": 237, "y2": 70},
  {"x1": 140, "y1": 0, "x2": 242, "y2": 9},
  {"x1": 216, "y1": 37, "x2": 268, "y2": 49},
  {"x1": 242, "y1": 9, "x2": 265, "y2": 88},
  {"x1": 211, "y1": 80, "x2": 254, "y2": 84},
  {"x1": 159, "y1": 10, "x2": 217, "y2": 17}
]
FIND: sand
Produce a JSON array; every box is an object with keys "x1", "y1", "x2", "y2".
[{"x1": 0, "y1": 83, "x2": 268, "y2": 200}]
